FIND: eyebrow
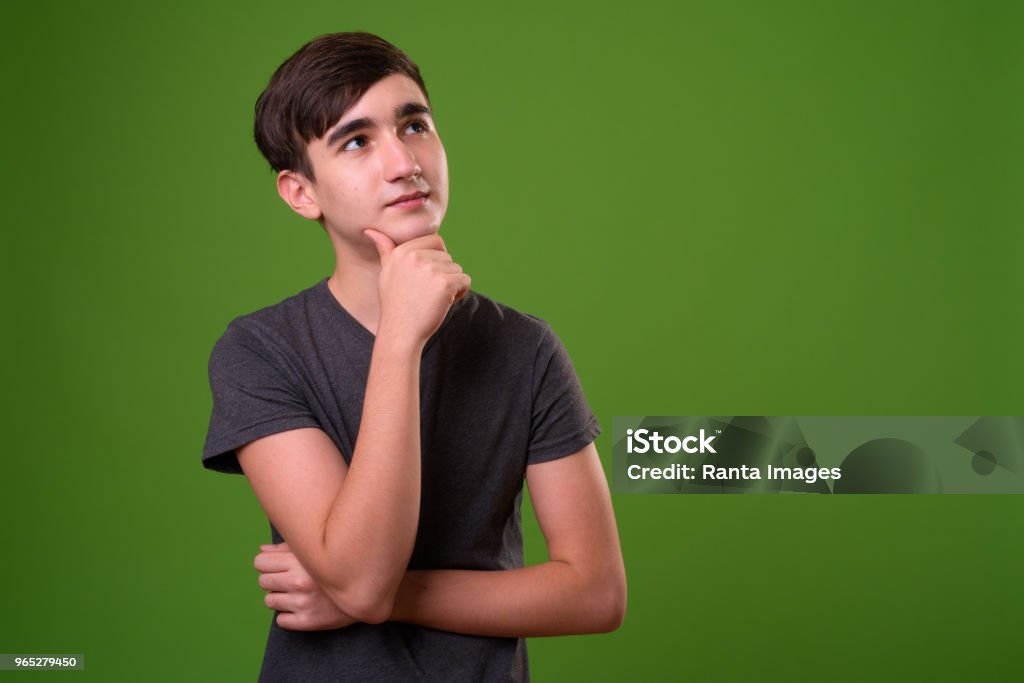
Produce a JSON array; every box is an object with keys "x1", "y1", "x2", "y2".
[{"x1": 326, "y1": 102, "x2": 432, "y2": 148}]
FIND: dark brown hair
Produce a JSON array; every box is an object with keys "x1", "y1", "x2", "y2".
[{"x1": 254, "y1": 32, "x2": 429, "y2": 180}]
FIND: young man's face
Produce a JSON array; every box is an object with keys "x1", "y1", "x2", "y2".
[{"x1": 299, "y1": 73, "x2": 449, "y2": 248}]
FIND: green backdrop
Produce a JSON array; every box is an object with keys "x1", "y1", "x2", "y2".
[{"x1": 3, "y1": 0, "x2": 1022, "y2": 680}]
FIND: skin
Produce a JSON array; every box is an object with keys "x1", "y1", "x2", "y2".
[
  {"x1": 241, "y1": 73, "x2": 626, "y2": 636},
  {"x1": 275, "y1": 73, "x2": 452, "y2": 334}
]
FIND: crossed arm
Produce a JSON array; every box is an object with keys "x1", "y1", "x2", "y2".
[
  {"x1": 389, "y1": 444, "x2": 626, "y2": 636},
  {"x1": 236, "y1": 234, "x2": 624, "y2": 637},
  {"x1": 248, "y1": 438, "x2": 626, "y2": 636}
]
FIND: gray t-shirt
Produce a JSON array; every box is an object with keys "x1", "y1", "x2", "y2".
[{"x1": 202, "y1": 277, "x2": 600, "y2": 682}]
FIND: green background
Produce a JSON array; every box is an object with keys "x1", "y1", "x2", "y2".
[{"x1": 3, "y1": 0, "x2": 1022, "y2": 680}]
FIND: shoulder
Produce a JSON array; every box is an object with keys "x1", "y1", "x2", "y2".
[
  {"x1": 208, "y1": 280, "x2": 323, "y2": 372},
  {"x1": 454, "y1": 290, "x2": 555, "y2": 350},
  {"x1": 212, "y1": 281, "x2": 321, "y2": 348},
  {"x1": 228, "y1": 281, "x2": 321, "y2": 341}
]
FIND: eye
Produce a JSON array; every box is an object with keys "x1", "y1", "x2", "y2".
[
  {"x1": 404, "y1": 119, "x2": 429, "y2": 135},
  {"x1": 342, "y1": 135, "x2": 367, "y2": 152}
]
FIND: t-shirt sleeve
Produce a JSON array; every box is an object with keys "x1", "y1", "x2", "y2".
[
  {"x1": 526, "y1": 322, "x2": 602, "y2": 465},
  {"x1": 202, "y1": 320, "x2": 321, "y2": 474}
]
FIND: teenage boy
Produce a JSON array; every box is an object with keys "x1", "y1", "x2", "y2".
[{"x1": 202, "y1": 32, "x2": 625, "y2": 681}]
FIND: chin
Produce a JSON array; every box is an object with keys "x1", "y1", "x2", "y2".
[{"x1": 390, "y1": 219, "x2": 443, "y2": 244}]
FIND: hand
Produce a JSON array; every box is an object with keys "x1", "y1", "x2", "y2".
[
  {"x1": 254, "y1": 542, "x2": 357, "y2": 631},
  {"x1": 364, "y1": 229, "x2": 471, "y2": 345}
]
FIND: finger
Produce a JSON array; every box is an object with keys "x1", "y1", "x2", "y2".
[
  {"x1": 363, "y1": 229, "x2": 397, "y2": 260},
  {"x1": 258, "y1": 571, "x2": 292, "y2": 592},
  {"x1": 452, "y1": 274, "x2": 471, "y2": 303},
  {"x1": 398, "y1": 232, "x2": 446, "y2": 253},
  {"x1": 254, "y1": 551, "x2": 294, "y2": 573},
  {"x1": 276, "y1": 612, "x2": 312, "y2": 631},
  {"x1": 264, "y1": 591, "x2": 295, "y2": 613},
  {"x1": 420, "y1": 249, "x2": 453, "y2": 263},
  {"x1": 435, "y1": 261, "x2": 463, "y2": 274},
  {"x1": 260, "y1": 542, "x2": 291, "y2": 552}
]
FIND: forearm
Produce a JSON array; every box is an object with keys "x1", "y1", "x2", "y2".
[
  {"x1": 262, "y1": 448, "x2": 627, "y2": 634},
  {"x1": 319, "y1": 333, "x2": 423, "y2": 618},
  {"x1": 391, "y1": 563, "x2": 626, "y2": 637},
  {"x1": 242, "y1": 234, "x2": 469, "y2": 625}
]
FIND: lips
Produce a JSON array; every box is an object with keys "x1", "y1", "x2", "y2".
[{"x1": 386, "y1": 190, "x2": 429, "y2": 207}]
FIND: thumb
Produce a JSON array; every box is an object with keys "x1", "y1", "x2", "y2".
[{"x1": 363, "y1": 228, "x2": 396, "y2": 261}]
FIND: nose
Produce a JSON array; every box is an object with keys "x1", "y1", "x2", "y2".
[{"x1": 381, "y1": 132, "x2": 421, "y2": 182}]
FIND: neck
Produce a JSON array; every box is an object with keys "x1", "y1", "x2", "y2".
[{"x1": 327, "y1": 240, "x2": 383, "y2": 335}]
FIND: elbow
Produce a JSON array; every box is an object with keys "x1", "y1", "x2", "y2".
[
  {"x1": 597, "y1": 592, "x2": 627, "y2": 634},
  {"x1": 326, "y1": 582, "x2": 397, "y2": 625},
  {"x1": 590, "y1": 570, "x2": 627, "y2": 633},
  {"x1": 313, "y1": 543, "x2": 407, "y2": 624},
  {"x1": 348, "y1": 595, "x2": 395, "y2": 626}
]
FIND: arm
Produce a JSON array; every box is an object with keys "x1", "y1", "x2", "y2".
[
  {"x1": 389, "y1": 442, "x2": 626, "y2": 636},
  {"x1": 238, "y1": 231, "x2": 470, "y2": 624},
  {"x1": 256, "y1": 443, "x2": 626, "y2": 634}
]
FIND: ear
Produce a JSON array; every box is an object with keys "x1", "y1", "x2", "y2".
[{"x1": 276, "y1": 170, "x2": 323, "y2": 221}]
